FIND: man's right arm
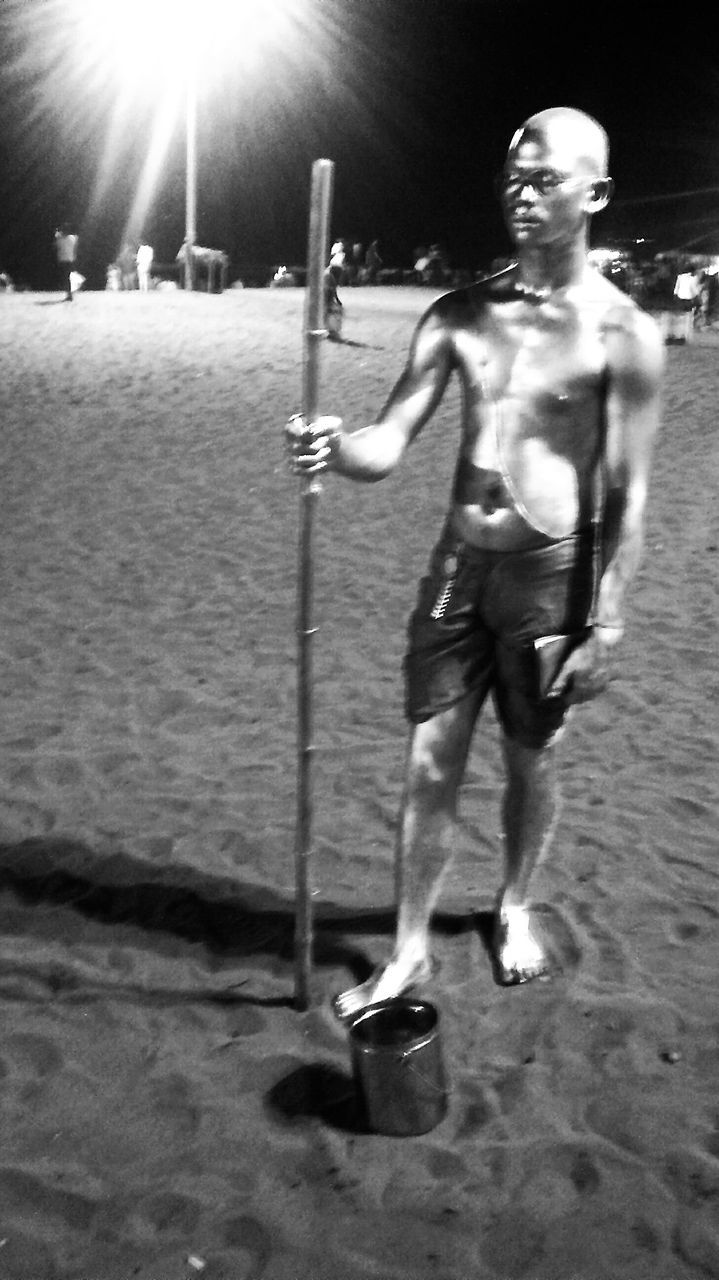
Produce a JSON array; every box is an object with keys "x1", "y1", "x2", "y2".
[{"x1": 287, "y1": 302, "x2": 454, "y2": 482}]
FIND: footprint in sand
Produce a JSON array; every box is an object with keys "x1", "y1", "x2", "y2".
[
  {"x1": 0, "y1": 1166, "x2": 95, "y2": 1234},
  {"x1": 217, "y1": 1214, "x2": 273, "y2": 1278},
  {"x1": 662, "y1": 1145, "x2": 719, "y2": 1207},
  {"x1": 2, "y1": 1032, "x2": 64, "y2": 1106}
]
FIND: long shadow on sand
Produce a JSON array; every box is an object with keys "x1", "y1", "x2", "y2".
[
  {"x1": 330, "y1": 337, "x2": 384, "y2": 349},
  {"x1": 0, "y1": 837, "x2": 479, "y2": 1009}
]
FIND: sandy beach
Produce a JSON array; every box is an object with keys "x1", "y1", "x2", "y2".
[{"x1": 0, "y1": 285, "x2": 717, "y2": 1280}]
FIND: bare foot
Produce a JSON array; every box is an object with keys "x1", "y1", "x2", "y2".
[
  {"x1": 331, "y1": 952, "x2": 434, "y2": 1023},
  {"x1": 493, "y1": 904, "x2": 551, "y2": 986}
]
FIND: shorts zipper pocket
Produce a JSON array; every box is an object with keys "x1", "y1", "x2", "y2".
[{"x1": 430, "y1": 552, "x2": 460, "y2": 620}]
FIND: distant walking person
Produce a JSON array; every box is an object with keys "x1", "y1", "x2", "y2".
[
  {"x1": 351, "y1": 241, "x2": 364, "y2": 284},
  {"x1": 673, "y1": 270, "x2": 697, "y2": 307},
  {"x1": 364, "y1": 239, "x2": 382, "y2": 284},
  {"x1": 118, "y1": 242, "x2": 138, "y2": 291},
  {"x1": 324, "y1": 262, "x2": 343, "y2": 341},
  {"x1": 54, "y1": 225, "x2": 79, "y2": 301},
  {"x1": 136, "y1": 243, "x2": 154, "y2": 291}
]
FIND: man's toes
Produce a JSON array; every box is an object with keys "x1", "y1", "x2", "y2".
[
  {"x1": 497, "y1": 956, "x2": 550, "y2": 986},
  {"x1": 331, "y1": 976, "x2": 379, "y2": 1023}
]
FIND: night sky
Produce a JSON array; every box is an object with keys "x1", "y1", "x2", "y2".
[{"x1": 1, "y1": 0, "x2": 719, "y2": 288}]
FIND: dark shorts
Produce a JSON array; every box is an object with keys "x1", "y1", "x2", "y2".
[{"x1": 404, "y1": 529, "x2": 595, "y2": 748}]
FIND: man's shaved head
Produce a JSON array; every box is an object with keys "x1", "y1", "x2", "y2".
[{"x1": 508, "y1": 107, "x2": 610, "y2": 178}]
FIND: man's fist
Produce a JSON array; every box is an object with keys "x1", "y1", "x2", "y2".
[{"x1": 285, "y1": 414, "x2": 343, "y2": 475}]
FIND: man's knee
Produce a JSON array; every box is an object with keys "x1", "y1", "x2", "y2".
[
  {"x1": 408, "y1": 738, "x2": 453, "y2": 795},
  {"x1": 406, "y1": 702, "x2": 475, "y2": 798}
]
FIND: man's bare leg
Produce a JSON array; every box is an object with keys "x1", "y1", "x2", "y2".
[
  {"x1": 333, "y1": 692, "x2": 481, "y2": 1021},
  {"x1": 494, "y1": 735, "x2": 561, "y2": 984}
]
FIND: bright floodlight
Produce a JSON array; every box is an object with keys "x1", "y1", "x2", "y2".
[
  {"x1": 66, "y1": 0, "x2": 304, "y2": 95},
  {"x1": 57, "y1": 0, "x2": 307, "y2": 281},
  {"x1": 7, "y1": 0, "x2": 311, "y2": 286}
]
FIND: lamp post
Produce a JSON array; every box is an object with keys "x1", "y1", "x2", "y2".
[{"x1": 184, "y1": 58, "x2": 197, "y2": 291}]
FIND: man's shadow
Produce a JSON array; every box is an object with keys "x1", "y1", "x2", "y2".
[
  {"x1": 0, "y1": 836, "x2": 381, "y2": 1008},
  {"x1": 0, "y1": 836, "x2": 375, "y2": 1130},
  {"x1": 0, "y1": 836, "x2": 494, "y2": 1005},
  {"x1": 0, "y1": 836, "x2": 577, "y2": 997},
  {"x1": 0, "y1": 836, "x2": 579, "y2": 1132}
]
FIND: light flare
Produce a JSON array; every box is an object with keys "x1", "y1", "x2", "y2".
[
  {"x1": 5, "y1": 0, "x2": 312, "y2": 257},
  {"x1": 62, "y1": 0, "x2": 306, "y2": 98}
]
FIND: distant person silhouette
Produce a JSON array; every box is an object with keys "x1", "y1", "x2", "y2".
[
  {"x1": 54, "y1": 225, "x2": 79, "y2": 301},
  {"x1": 324, "y1": 262, "x2": 343, "y2": 341},
  {"x1": 136, "y1": 243, "x2": 154, "y2": 292},
  {"x1": 118, "y1": 242, "x2": 138, "y2": 291},
  {"x1": 364, "y1": 239, "x2": 382, "y2": 284}
]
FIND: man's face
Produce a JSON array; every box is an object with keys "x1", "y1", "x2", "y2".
[{"x1": 497, "y1": 137, "x2": 596, "y2": 249}]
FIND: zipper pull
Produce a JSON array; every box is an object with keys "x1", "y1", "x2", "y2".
[{"x1": 431, "y1": 553, "x2": 459, "y2": 620}]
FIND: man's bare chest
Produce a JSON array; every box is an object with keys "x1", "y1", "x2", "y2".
[
  {"x1": 460, "y1": 313, "x2": 607, "y2": 414},
  {"x1": 454, "y1": 318, "x2": 605, "y2": 474}
]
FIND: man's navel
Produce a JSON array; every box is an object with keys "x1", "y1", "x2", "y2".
[{"x1": 453, "y1": 457, "x2": 508, "y2": 511}]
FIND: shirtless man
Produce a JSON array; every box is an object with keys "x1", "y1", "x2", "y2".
[{"x1": 286, "y1": 107, "x2": 663, "y2": 1013}]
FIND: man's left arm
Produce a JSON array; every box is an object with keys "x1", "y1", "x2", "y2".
[
  {"x1": 558, "y1": 308, "x2": 664, "y2": 704},
  {"x1": 594, "y1": 307, "x2": 665, "y2": 645}
]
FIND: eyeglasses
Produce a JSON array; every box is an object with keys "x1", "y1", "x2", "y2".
[{"x1": 495, "y1": 169, "x2": 581, "y2": 199}]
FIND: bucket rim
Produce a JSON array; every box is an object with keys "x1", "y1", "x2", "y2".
[
  {"x1": 348, "y1": 996, "x2": 440, "y2": 1048},
  {"x1": 349, "y1": 996, "x2": 439, "y2": 1027}
]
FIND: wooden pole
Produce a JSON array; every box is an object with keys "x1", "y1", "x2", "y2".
[{"x1": 294, "y1": 158, "x2": 334, "y2": 1011}]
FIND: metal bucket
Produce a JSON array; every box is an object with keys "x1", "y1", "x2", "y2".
[{"x1": 349, "y1": 998, "x2": 448, "y2": 1136}]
